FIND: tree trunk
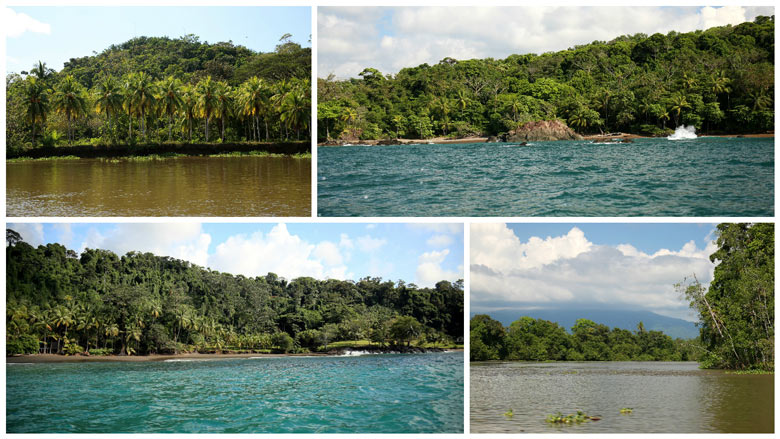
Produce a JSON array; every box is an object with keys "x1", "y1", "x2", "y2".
[
  {"x1": 31, "y1": 121, "x2": 36, "y2": 147},
  {"x1": 168, "y1": 114, "x2": 173, "y2": 141}
]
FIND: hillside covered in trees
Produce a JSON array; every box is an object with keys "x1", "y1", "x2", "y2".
[
  {"x1": 470, "y1": 315, "x2": 699, "y2": 362},
  {"x1": 6, "y1": 34, "x2": 311, "y2": 151},
  {"x1": 6, "y1": 230, "x2": 463, "y2": 356},
  {"x1": 318, "y1": 16, "x2": 773, "y2": 141}
]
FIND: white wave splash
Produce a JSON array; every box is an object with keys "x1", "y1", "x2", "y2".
[{"x1": 668, "y1": 125, "x2": 697, "y2": 140}]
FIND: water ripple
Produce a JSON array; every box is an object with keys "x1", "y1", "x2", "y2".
[
  {"x1": 7, "y1": 352, "x2": 463, "y2": 433},
  {"x1": 318, "y1": 138, "x2": 774, "y2": 216}
]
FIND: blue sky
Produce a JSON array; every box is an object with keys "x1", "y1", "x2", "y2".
[
  {"x1": 5, "y1": 6, "x2": 311, "y2": 74},
  {"x1": 7, "y1": 223, "x2": 463, "y2": 288},
  {"x1": 319, "y1": 6, "x2": 774, "y2": 77},
  {"x1": 472, "y1": 223, "x2": 719, "y2": 320}
]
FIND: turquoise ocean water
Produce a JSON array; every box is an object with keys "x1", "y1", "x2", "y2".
[
  {"x1": 6, "y1": 352, "x2": 463, "y2": 433},
  {"x1": 318, "y1": 137, "x2": 773, "y2": 216}
]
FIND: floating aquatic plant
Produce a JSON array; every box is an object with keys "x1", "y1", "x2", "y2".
[
  {"x1": 546, "y1": 411, "x2": 600, "y2": 424},
  {"x1": 504, "y1": 409, "x2": 514, "y2": 417},
  {"x1": 620, "y1": 408, "x2": 633, "y2": 414}
]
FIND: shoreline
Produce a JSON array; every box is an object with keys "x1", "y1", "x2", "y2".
[
  {"x1": 7, "y1": 348, "x2": 464, "y2": 363},
  {"x1": 6, "y1": 141, "x2": 310, "y2": 160},
  {"x1": 319, "y1": 132, "x2": 773, "y2": 146}
]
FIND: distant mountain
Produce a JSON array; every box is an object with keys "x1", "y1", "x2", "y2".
[{"x1": 474, "y1": 309, "x2": 699, "y2": 339}]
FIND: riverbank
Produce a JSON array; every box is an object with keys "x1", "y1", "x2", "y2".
[
  {"x1": 7, "y1": 141, "x2": 310, "y2": 160},
  {"x1": 320, "y1": 132, "x2": 773, "y2": 146},
  {"x1": 8, "y1": 150, "x2": 311, "y2": 162},
  {"x1": 7, "y1": 347, "x2": 463, "y2": 363}
]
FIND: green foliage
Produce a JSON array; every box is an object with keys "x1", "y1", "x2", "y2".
[
  {"x1": 318, "y1": 16, "x2": 774, "y2": 140},
  {"x1": 678, "y1": 223, "x2": 774, "y2": 370},
  {"x1": 6, "y1": 34, "x2": 311, "y2": 151},
  {"x1": 6, "y1": 232, "x2": 464, "y2": 356},
  {"x1": 470, "y1": 315, "x2": 696, "y2": 362},
  {"x1": 6, "y1": 334, "x2": 39, "y2": 355}
]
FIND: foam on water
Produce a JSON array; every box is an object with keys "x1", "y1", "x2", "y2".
[{"x1": 668, "y1": 125, "x2": 698, "y2": 140}]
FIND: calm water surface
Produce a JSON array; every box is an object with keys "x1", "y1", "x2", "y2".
[
  {"x1": 7, "y1": 156, "x2": 311, "y2": 216},
  {"x1": 318, "y1": 137, "x2": 773, "y2": 216},
  {"x1": 471, "y1": 361, "x2": 773, "y2": 433},
  {"x1": 7, "y1": 352, "x2": 463, "y2": 433}
]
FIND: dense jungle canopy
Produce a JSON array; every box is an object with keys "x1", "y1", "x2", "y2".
[
  {"x1": 318, "y1": 16, "x2": 774, "y2": 141},
  {"x1": 6, "y1": 34, "x2": 311, "y2": 150},
  {"x1": 6, "y1": 229, "x2": 464, "y2": 356}
]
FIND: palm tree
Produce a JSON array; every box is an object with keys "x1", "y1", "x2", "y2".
[
  {"x1": 156, "y1": 76, "x2": 183, "y2": 141},
  {"x1": 237, "y1": 77, "x2": 270, "y2": 141},
  {"x1": 214, "y1": 81, "x2": 233, "y2": 142},
  {"x1": 31, "y1": 61, "x2": 52, "y2": 83},
  {"x1": 658, "y1": 111, "x2": 670, "y2": 129},
  {"x1": 391, "y1": 114, "x2": 404, "y2": 138},
  {"x1": 280, "y1": 79, "x2": 310, "y2": 140},
  {"x1": 669, "y1": 93, "x2": 691, "y2": 127},
  {"x1": 271, "y1": 79, "x2": 292, "y2": 140},
  {"x1": 127, "y1": 72, "x2": 157, "y2": 139},
  {"x1": 568, "y1": 108, "x2": 589, "y2": 131},
  {"x1": 341, "y1": 107, "x2": 358, "y2": 137},
  {"x1": 23, "y1": 76, "x2": 49, "y2": 146},
  {"x1": 52, "y1": 305, "x2": 74, "y2": 353},
  {"x1": 52, "y1": 75, "x2": 88, "y2": 144},
  {"x1": 748, "y1": 89, "x2": 772, "y2": 111},
  {"x1": 93, "y1": 74, "x2": 124, "y2": 138},
  {"x1": 435, "y1": 97, "x2": 451, "y2": 135},
  {"x1": 195, "y1": 76, "x2": 219, "y2": 142},
  {"x1": 180, "y1": 85, "x2": 197, "y2": 142}
]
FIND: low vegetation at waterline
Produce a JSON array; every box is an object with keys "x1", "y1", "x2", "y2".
[
  {"x1": 470, "y1": 315, "x2": 699, "y2": 362},
  {"x1": 6, "y1": 230, "x2": 463, "y2": 356},
  {"x1": 318, "y1": 16, "x2": 773, "y2": 141},
  {"x1": 7, "y1": 34, "x2": 311, "y2": 152}
]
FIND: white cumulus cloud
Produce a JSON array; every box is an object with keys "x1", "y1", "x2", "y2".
[
  {"x1": 8, "y1": 223, "x2": 44, "y2": 247},
  {"x1": 4, "y1": 8, "x2": 51, "y2": 38},
  {"x1": 209, "y1": 223, "x2": 350, "y2": 280},
  {"x1": 416, "y1": 248, "x2": 461, "y2": 287},
  {"x1": 471, "y1": 224, "x2": 717, "y2": 320},
  {"x1": 80, "y1": 223, "x2": 211, "y2": 267},
  {"x1": 319, "y1": 6, "x2": 774, "y2": 78}
]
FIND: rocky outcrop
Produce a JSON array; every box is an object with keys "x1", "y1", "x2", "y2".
[
  {"x1": 507, "y1": 120, "x2": 583, "y2": 141},
  {"x1": 376, "y1": 139, "x2": 405, "y2": 146}
]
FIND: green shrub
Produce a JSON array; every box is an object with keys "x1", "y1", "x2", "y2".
[
  {"x1": 63, "y1": 342, "x2": 84, "y2": 356},
  {"x1": 6, "y1": 335, "x2": 39, "y2": 355}
]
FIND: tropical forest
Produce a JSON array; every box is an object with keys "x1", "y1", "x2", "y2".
[
  {"x1": 471, "y1": 223, "x2": 773, "y2": 371},
  {"x1": 6, "y1": 33, "x2": 311, "y2": 153},
  {"x1": 318, "y1": 16, "x2": 773, "y2": 141},
  {"x1": 5, "y1": 229, "x2": 464, "y2": 356}
]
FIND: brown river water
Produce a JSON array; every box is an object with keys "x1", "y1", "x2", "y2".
[
  {"x1": 7, "y1": 156, "x2": 311, "y2": 217},
  {"x1": 471, "y1": 361, "x2": 773, "y2": 433}
]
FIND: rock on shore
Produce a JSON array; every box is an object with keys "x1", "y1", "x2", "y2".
[{"x1": 507, "y1": 120, "x2": 583, "y2": 141}]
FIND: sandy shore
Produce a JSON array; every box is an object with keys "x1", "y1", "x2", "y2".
[
  {"x1": 7, "y1": 352, "x2": 328, "y2": 363},
  {"x1": 7, "y1": 349, "x2": 464, "y2": 363}
]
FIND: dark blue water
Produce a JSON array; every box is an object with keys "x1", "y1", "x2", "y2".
[
  {"x1": 318, "y1": 137, "x2": 774, "y2": 216},
  {"x1": 6, "y1": 352, "x2": 463, "y2": 433}
]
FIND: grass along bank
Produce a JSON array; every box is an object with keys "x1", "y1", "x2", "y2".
[{"x1": 7, "y1": 141, "x2": 310, "y2": 160}]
